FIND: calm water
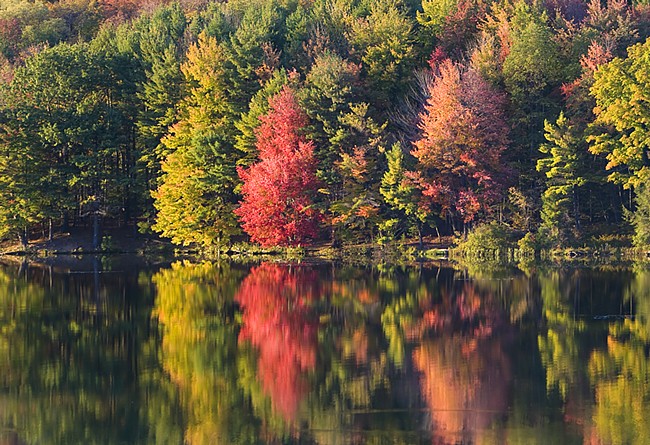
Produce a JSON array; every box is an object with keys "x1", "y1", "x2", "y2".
[{"x1": 0, "y1": 259, "x2": 648, "y2": 445}]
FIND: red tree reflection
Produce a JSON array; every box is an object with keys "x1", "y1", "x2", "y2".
[
  {"x1": 412, "y1": 283, "x2": 512, "y2": 444},
  {"x1": 235, "y1": 263, "x2": 320, "y2": 421}
]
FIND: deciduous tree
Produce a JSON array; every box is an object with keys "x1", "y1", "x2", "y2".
[
  {"x1": 411, "y1": 59, "x2": 509, "y2": 230},
  {"x1": 589, "y1": 37, "x2": 650, "y2": 189},
  {"x1": 235, "y1": 87, "x2": 321, "y2": 247},
  {"x1": 152, "y1": 33, "x2": 241, "y2": 250}
]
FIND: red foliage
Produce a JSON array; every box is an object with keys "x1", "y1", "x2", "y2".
[
  {"x1": 98, "y1": 0, "x2": 159, "y2": 23},
  {"x1": 428, "y1": 47, "x2": 448, "y2": 71},
  {"x1": 562, "y1": 40, "x2": 613, "y2": 120},
  {"x1": 411, "y1": 59, "x2": 509, "y2": 223},
  {"x1": 235, "y1": 264, "x2": 319, "y2": 421},
  {"x1": 437, "y1": 0, "x2": 488, "y2": 58},
  {"x1": 0, "y1": 18, "x2": 21, "y2": 58},
  {"x1": 235, "y1": 86, "x2": 321, "y2": 247}
]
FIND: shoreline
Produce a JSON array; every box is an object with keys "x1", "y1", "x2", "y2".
[{"x1": 1, "y1": 229, "x2": 648, "y2": 270}]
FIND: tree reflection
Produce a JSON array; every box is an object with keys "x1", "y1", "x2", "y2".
[
  {"x1": 235, "y1": 263, "x2": 319, "y2": 432},
  {"x1": 410, "y1": 281, "x2": 512, "y2": 443},
  {"x1": 537, "y1": 270, "x2": 587, "y2": 400},
  {"x1": 587, "y1": 265, "x2": 650, "y2": 445},
  {"x1": 153, "y1": 260, "x2": 253, "y2": 444},
  {"x1": 1, "y1": 259, "x2": 649, "y2": 444},
  {"x1": 0, "y1": 261, "x2": 169, "y2": 445}
]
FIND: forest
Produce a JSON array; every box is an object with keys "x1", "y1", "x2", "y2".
[{"x1": 0, "y1": 0, "x2": 649, "y2": 252}]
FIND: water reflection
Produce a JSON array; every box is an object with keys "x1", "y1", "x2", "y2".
[
  {"x1": 153, "y1": 261, "x2": 250, "y2": 444},
  {"x1": 409, "y1": 282, "x2": 513, "y2": 444},
  {"x1": 587, "y1": 267, "x2": 650, "y2": 445},
  {"x1": 236, "y1": 264, "x2": 319, "y2": 435},
  {"x1": 0, "y1": 259, "x2": 649, "y2": 444},
  {"x1": 0, "y1": 260, "x2": 165, "y2": 445}
]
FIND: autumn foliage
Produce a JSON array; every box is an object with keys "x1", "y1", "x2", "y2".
[
  {"x1": 235, "y1": 87, "x2": 321, "y2": 247},
  {"x1": 407, "y1": 282, "x2": 512, "y2": 443},
  {"x1": 411, "y1": 59, "x2": 510, "y2": 224},
  {"x1": 1, "y1": 0, "x2": 649, "y2": 249}
]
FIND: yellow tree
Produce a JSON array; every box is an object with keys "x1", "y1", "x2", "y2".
[
  {"x1": 152, "y1": 33, "x2": 241, "y2": 250},
  {"x1": 589, "y1": 38, "x2": 650, "y2": 189}
]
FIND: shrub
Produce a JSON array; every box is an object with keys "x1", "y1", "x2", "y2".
[{"x1": 453, "y1": 222, "x2": 517, "y2": 261}]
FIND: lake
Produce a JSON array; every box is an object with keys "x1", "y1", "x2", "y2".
[{"x1": 0, "y1": 258, "x2": 648, "y2": 444}]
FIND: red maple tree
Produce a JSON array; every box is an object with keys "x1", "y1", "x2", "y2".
[{"x1": 235, "y1": 86, "x2": 321, "y2": 247}]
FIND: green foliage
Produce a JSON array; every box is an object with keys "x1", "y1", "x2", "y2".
[
  {"x1": 0, "y1": 0, "x2": 648, "y2": 252},
  {"x1": 0, "y1": 41, "x2": 140, "y2": 242},
  {"x1": 347, "y1": 0, "x2": 415, "y2": 110},
  {"x1": 503, "y1": 2, "x2": 564, "y2": 106},
  {"x1": 380, "y1": 143, "x2": 427, "y2": 242},
  {"x1": 417, "y1": 0, "x2": 457, "y2": 36},
  {"x1": 500, "y1": 1, "x2": 565, "y2": 177},
  {"x1": 537, "y1": 112, "x2": 587, "y2": 245},
  {"x1": 234, "y1": 69, "x2": 289, "y2": 166},
  {"x1": 517, "y1": 232, "x2": 539, "y2": 258},
  {"x1": 537, "y1": 271, "x2": 586, "y2": 400},
  {"x1": 589, "y1": 37, "x2": 650, "y2": 189},
  {"x1": 134, "y1": 3, "x2": 188, "y2": 173},
  {"x1": 152, "y1": 33, "x2": 241, "y2": 249},
  {"x1": 453, "y1": 222, "x2": 517, "y2": 261},
  {"x1": 302, "y1": 51, "x2": 363, "y2": 185},
  {"x1": 629, "y1": 184, "x2": 650, "y2": 249}
]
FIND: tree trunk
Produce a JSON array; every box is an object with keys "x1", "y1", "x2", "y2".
[
  {"x1": 92, "y1": 212, "x2": 101, "y2": 250},
  {"x1": 18, "y1": 227, "x2": 28, "y2": 249},
  {"x1": 48, "y1": 218, "x2": 53, "y2": 241},
  {"x1": 572, "y1": 185, "x2": 581, "y2": 231}
]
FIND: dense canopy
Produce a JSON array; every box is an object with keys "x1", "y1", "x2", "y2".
[{"x1": 1, "y1": 0, "x2": 650, "y2": 249}]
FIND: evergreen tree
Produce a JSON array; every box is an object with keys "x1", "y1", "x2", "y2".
[
  {"x1": 234, "y1": 69, "x2": 290, "y2": 167},
  {"x1": 537, "y1": 113, "x2": 587, "y2": 245},
  {"x1": 222, "y1": 0, "x2": 283, "y2": 108},
  {"x1": 302, "y1": 51, "x2": 363, "y2": 186},
  {"x1": 135, "y1": 3, "x2": 187, "y2": 172},
  {"x1": 380, "y1": 143, "x2": 428, "y2": 245},
  {"x1": 0, "y1": 42, "x2": 140, "y2": 247}
]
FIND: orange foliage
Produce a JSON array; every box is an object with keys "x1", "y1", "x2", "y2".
[
  {"x1": 411, "y1": 59, "x2": 509, "y2": 223},
  {"x1": 410, "y1": 283, "x2": 512, "y2": 442},
  {"x1": 413, "y1": 335, "x2": 511, "y2": 443}
]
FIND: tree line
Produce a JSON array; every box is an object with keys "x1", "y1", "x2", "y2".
[{"x1": 0, "y1": 0, "x2": 649, "y2": 250}]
